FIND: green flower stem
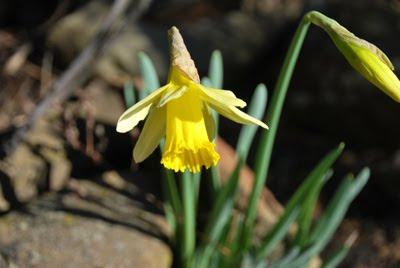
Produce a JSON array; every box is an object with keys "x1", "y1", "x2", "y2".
[
  {"x1": 180, "y1": 171, "x2": 196, "y2": 267},
  {"x1": 240, "y1": 17, "x2": 311, "y2": 249}
]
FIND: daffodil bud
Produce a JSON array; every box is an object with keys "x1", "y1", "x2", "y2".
[{"x1": 305, "y1": 11, "x2": 400, "y2": 102}]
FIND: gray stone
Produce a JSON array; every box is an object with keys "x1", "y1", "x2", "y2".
[
  {"x1": 0, "y1": 171, "x2": 172, "y2": 268},
  {"x1": 0, "y1": 114, "x2": 71, "y2": 211}
]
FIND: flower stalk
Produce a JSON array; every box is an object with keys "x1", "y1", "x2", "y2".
[{"x1": 239, "y1": 16, "x2": 311, "y2": 251}]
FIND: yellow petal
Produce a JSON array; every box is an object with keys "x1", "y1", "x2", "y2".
[
  {"x1": 161, "y1": 88, "x2": 219, "y2": 173},
  {"x1": 201, "y1": 102, "x2": 216, "y2": 142},
  {"x1": 203, "y1": 94, "x2": 268, "y2": 129},
  {"x1": 116, "y1": 85, "x2": 168, "y2": 133},
  {"x1": 158, "y1": 85, "x2": 188, "y2": 107},
  {"x1": 133, "y1": 106, "x2": 166, "y2": 163},
  {"x1": 198, "y1": 84, "x2": 247, "y2": 108}
]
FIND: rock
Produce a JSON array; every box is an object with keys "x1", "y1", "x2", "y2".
[
  {"x1": 0, "y1": 171, "x2": 171, "y2": 268},
  {"x1": 0, "y1": 114, "x2": 71, "y2": 211},
  {"x1": 0, "y1": 79, "x2": 126, "y2": 212},
  {"x1": 1, "y1": 144, "x2": 44, "y2": 202}
]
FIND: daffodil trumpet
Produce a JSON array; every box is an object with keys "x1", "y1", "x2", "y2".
[
  {"x1": 116, "y1": 27, "x2": 268, "y2": 173},
  {"x1": 305, "y1": 11, "x2": 400, "y2": 102}
]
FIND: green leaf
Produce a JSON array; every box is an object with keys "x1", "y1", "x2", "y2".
[
  {"x1": 201, "y1": 77, "x2": 212, "y2": 87},
  {"x1": 193, "y1": 171, "x2": 201, "y2": 211},
  {"x1": 163, "y1": 201, "x2": 176, "y2": 234},
  {"x1": 293, "y1": 169, "x2": 333, "y2": 247},
  {"x1": 269, "y1": 248, "x2": 301, "y2": 268},
  {"x1": 236, "y1": 83, "x2": 268, "y2": 161},
  {"x1": 208, "y1": 165, "x2": 221, "y2": 197},
  {"x1": 195, "y1": 160, "x2": 244, "y2": 268},
  {"x1": 321, "y1": 245, "x2": 350, "y2": 268},
  {"x1": 322, "y1": 232, "x2": 357, "y2": 268},
  {"x1": 208, "y1": 50, "x2": 223, "y2": 88},
  {"x1": 254, "y1": 143, "x2": 345, "y2": 262},
  {"x1": 137, "y1": 51, "x2": 160, "y2": 99},
  {"x1": 160, "y1": 138, "x2": 182, "y2": 243},
  {"x1": 123, "y1": 80, "x2": 136, "y2": 108},
  {"x1": 309, "y1": 168, "x2": 369, "y2": 244},
  {"x1": 286, "y1": 168, "x2": 370, "y2": 268},
  {"x1": 218, "y1": 214, "x2": 245, "y2": 268},
  {"x1": 255, "y1": 205, "x2": 301, "y2": 263},
  {"x1": 162, "y1": 168, "x2": 181, "y2": 224}
]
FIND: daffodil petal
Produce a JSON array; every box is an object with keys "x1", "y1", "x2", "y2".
[
  {"x1": 198, "y1": 84, "x2": 247, "y2": 108},
  {"x1": 116, "y1": 85, "x2": 168, "y2": 133},
  {"x1": 201, "y1": 102, "x2": 216, "y2": 141},
  {"x1": 207, "y1": 101, "x2": 268, "y2": 129},
  {"x1": 158, "y1": 85, "x2": 188, "y2": 107},
  {"x1": 133, "y1": 106, "x2": 166, "y2": 163}
]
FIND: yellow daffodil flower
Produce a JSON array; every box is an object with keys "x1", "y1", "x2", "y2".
[
  {"x1": 305, "y1": 11, "x2": 400, "y2": 102},
  {"x1": 116, "y1": 27, "x2": 268, "y2": 173}
]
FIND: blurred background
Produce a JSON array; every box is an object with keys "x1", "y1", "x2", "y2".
[{"x1": 0, "y1": 0, "x2": 399, "y2": 267}]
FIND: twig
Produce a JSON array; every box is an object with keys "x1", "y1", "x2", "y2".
[{"x1": 2, "y1": 0, "x2": 153, "y2": 156}]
